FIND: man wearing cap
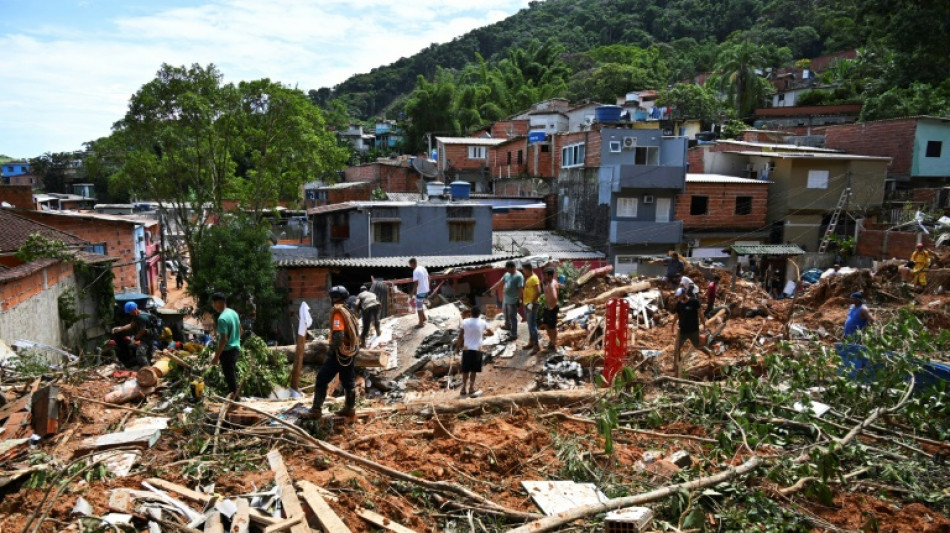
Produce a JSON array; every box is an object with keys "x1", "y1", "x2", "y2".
[
  {"x1": 844, "y1": 292, "x2": 873, "y2": 339},
  {"x1": 670, "y1": 287, "x2": 712, "y2": 377},
  {"x1": 489, "y1": 260, "x2": 524, "y2": 340},
  {"x1": 110, "y1": 301, "x2": 156, "y2": 368},
  {"x1": 521, "y1": 263, "x2": 542, "y2": 352}
]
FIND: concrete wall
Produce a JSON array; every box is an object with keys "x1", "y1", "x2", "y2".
[
  {"x1": 556, "y1": 167, "x2": 609, "y2": 247},
  {"x1": 0, "y1": 261, "x2": 75, "y2": 348},
  {"x1": 913, "y1": 119, "x2": 950, "y2": 178}
]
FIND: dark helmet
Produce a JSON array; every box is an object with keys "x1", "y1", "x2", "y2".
[{"x1": 329, "y1": 285, "x2": 349, "y2": 301}]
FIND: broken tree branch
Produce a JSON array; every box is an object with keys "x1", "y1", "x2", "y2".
[
  {"x1": 409, "y1": 389, "x2": 600, "y2": 416},
  {"x1": 506, "y1": 455, "x2": 762, "y2": 533},
  {"x1": 541, "y1": 412, "x2": 717, "y2": 444}
]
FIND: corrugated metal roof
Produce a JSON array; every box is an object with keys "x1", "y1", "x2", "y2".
[
  {"x1": 728, "y1": 244, "x2": 805, "y2": 256},
  {"x1": 435, "y1": 137, "x2": 507, "y2": 146},
  {"x1": 275, "y1": 253, "x2": 520, "y2": 269},
  {"x1": 305, "y1": 203, "x2": 357, "y2": 215},
  {"x1": 686, "y1": 173, "x2": 769, "y2": 184},
  {"x1": 716, "y1": 140, "x2": 839, "y2": 152},
  {"x1": 493, "y1": 230, "x2": 606, "y2": 260}
]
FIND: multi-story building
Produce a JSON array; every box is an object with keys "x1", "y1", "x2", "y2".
[{"x1": 676, "y1": 174, "x2": 770, "y2": 259}]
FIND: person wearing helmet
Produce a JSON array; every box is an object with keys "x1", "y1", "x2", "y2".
[
  {"x1": 303, "y1": 285, "x2": 360, "y2": 420},
  {"x1": 110, "y1": 301, "x2": 156, "y2": 368},
  {"x1": 910, "y1": 243, "x2": 933, "y2": 287}
]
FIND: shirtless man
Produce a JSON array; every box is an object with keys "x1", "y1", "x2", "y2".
[{"x1": 540, "y1": 266, "x2": 560, "y2": 352}]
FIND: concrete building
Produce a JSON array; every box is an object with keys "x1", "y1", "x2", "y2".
[
  {"x1": 339, "y1": 124, "x2": 375, "y2": 154},
  {"x1": 309, "y1": 201, "x2": 493, "y2": 258},
  {"x1": 1, "y1": 161, "x2": 30, "y2": 185},
  {"x1": 677, "y1": 174, "x2": 770, "y2": 259},
  {"x1": 434, "y1": 137, "x2": 506, "y2": 192},
  {"x1": 704, "y1": 150, "x2": 889, "y2": 250},
  {"x1": 555, "y1": 126, "x2": 688, "y2": 273}
]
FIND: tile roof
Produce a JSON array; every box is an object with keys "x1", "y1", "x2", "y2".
[
  {"x1": 686, "y1": 173, "x2": 769, "y2": 184},
  {"x1": 492, "y1": 231, "x2": 606, "y2": 260},
  {"x1": 0, "y1": 209, "x2": 88, "y2": 253},
  {"x1": 728, "y1": 244, "x2": 805, "y2": 256},
  {"x1": 275, "y1": 253, "x2": 520, "y2": 269},
  {"x1": 435, "y1": 137, "x2": 507, "y2": 146},
  {"x1": 0, "y1": 258, "x2": 59, "y2": 283}
]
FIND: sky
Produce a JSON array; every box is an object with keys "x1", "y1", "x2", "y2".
[{"x1": 0, "y1": 0, "x2": 533, "y2": 159}]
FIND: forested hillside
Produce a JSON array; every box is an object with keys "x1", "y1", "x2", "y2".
[{"x1": 312, "y1": 0, "x2": 950, "y2": 152}]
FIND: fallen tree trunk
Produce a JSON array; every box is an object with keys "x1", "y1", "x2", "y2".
[
  {"x1": 584, "y1": 281, "x2": 652, "y2": 306},
  {"x1": 576, "y1": 265, "x2": 613, "y2": 287},
  {"x1": 506, "y1": 455, "x2": 762, "y2": 533},
  {"x1": 271, "y1": 342, "x2": 387, "y2": 367}
]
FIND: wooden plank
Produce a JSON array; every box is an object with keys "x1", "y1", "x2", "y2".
[
  {"x1": 265, "y1": 450, "x2": 310, "y2": 533},
  {"x1": 230, "y1": 498, "x2": 249, "y2": 533},
  {"x1": 297, "y1": 480, "x2": 352, "y2": 533},
  {"x1": 204, "y1": 512, "x2": 224, "y2": 533},
  {"x1": 262, "y1": 514, "x2": 303, "y2": 533},
  {"x1": 356, "y1": 508, "x2": 417, "y2": 533},
  {"x1": 145, "y1": 478, "x2": 212, "y2": 505}
]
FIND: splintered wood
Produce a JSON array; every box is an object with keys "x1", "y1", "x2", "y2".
[{"x1": 297, "y1": 480, "x2": 352, "y2": 533}]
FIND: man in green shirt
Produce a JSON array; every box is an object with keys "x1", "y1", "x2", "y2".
[{"x1": 211, "y1": 292, "x2": 242, "y2": 398}]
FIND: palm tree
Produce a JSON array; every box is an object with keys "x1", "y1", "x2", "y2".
[{"x1": 711, "y1": 42, "x2": 772, "y2": 118}]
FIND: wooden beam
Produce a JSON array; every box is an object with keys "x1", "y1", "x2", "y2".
[
  {"x1": 266, "y1": 450, "x2": 310, "y2": 533},
  {"x1": 262, "y1": 515, "x2": 304, "y2": 533},
  {"x1": 356, "y1": 508, "x2": 417, "y2": 533},
  {"x1": 144, "y1": 478, "x2": 212, "y2": 505},
  {"x1": 203, "y1": 512, "x2": 224, "y2": 533},
  {"x1": 297, "y1": 480, "x2": 352, "y2": 533},
  {"x1": 229, "y1": 498, "x2": 249, "y2": 533}
]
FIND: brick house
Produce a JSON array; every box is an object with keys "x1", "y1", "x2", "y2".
[
  {"x1": 435, "y1": 137, "x2": 506, "y2": 193},
  {"x1": 677, "y1": 174, "x2": 770, "y2": 258},
  {"x1": 0, "y1": 184, "x2": 35, "y2": 209},
  {"x1": 0, "y1": 209, "x2": 114, "y2": 348},
  {"x1": 342, "y1": 159, "x2": 419, "y2": 191},
  {"x1": 10, "y1": 209, "x2": 161, "y2": 293}
]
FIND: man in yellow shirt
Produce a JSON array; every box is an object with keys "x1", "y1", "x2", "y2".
[
  {"x1": 910, "y1": 243, "x2": 933, "y2": 286},
  {"x1": 521, "y1": 263, "x2": 542, "y2": 353}
]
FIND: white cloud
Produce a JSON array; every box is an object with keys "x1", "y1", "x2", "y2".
[{"x1": 0, "y1": 0, "x2": 533, "y2": 157}]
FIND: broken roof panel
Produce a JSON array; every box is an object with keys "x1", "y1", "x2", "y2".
[
  {"x1": 728, "y1": 244, "x2": 805, "y2": 256},
  {"x1": 493, "y1": 230, "x2": 606, "y2": 260},
  {"x1": 276, "y1": 253, "x2": 520, "y2": 269}
]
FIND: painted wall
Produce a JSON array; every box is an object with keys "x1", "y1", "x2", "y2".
[
  {"x1": 0, "y1": 261, "x2": 74, "y2": 347},
  {"x1": 913, "y1": 119, "x2": 950, "y2": 177}
]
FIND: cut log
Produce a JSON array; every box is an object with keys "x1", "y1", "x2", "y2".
[
  {"x1": 555, "y1": 329, "x2": 588, "y2": 347},
  {"x1": 272, "y1": 342, "x2": 387, "y2": 367},
  {"x1": 576, "y1": 265, "x2": 613, "y2": 287},
  {"x1": 266, "y1": 450, "x2": 310, "y2": 533},
  {"x1": 230, "y1": 498, "x2": 249, "y2": 533},
  {"x1": 297, "y1": 480, "x2": 352, "y2": 533},
  {"x1": 356, "y1": 508, "x2": 417, "y2": 533},
  {"x1": 584, "y1": 282, "x2": 652, "y2": 306}
]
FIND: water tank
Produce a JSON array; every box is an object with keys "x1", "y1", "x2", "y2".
[
  {"x1": 450, "y1": 180, "x2": 471, "y2": 199},
  {"x1": 426, "y1": 181, "x2": 445, "y2": 197},
  {"x1": 596, "y1": 105, "x2": 622, "y2": 123}
]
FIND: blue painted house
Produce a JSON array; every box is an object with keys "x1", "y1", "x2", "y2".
[{"x1": 2, "y1": 160, "x2": 30, "y2": 184}]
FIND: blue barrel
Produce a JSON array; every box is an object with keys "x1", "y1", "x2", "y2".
[
  {"x1": 450, "y1": 180, "x2": 471, "y2": 199},
  {"x1": 596, "y1": 105, "x2": 622, "y2": 123}
]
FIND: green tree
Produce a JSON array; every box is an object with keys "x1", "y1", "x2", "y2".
[
  {"x1": 709, "y1": 41, "x2": 782, "y2": 118},
  {"x1": 861, "y1": 82, "x2": 950, "y2": 122},
  {"x1": 403, "y1": 69, "x2": 460, "y2": 153},
  {"x1": 189, "y1": 215, "x2": 281, "y2": 335},
  {"x1": 656, "y1": 83, "x2": 721, "y2": 122},
  {"x1": 28, "y1": 152, "x2": 76, "y2": 194}
]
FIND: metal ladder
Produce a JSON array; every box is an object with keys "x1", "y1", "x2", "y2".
[{"x1": 818, "y1": 186, "x2": 851, "y2": 254}]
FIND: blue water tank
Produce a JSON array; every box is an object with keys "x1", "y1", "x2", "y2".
[
  {"x1": 450, "y1": 180, "x2": 471, "y2": 199},
  {"x1": 596, "y1": 105, "x2": 622, "y2": 123}
]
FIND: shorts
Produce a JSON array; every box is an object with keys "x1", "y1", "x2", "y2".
[
  {"x1": 676, "y1": 330, "x2": 702, "y2": 351},
  {"x1": 415, "y1": 292, "x2": 428, "y2": 309},
  {"x1": 542, "y1": 306, "x2": 559, "y2": 328},
  {"x1": 461, "y1": 350, "x2": 483, "y2": 373}
]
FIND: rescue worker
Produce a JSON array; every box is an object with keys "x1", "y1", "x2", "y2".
[
  {"x1": 302, "y1": 286, "x2": 360, "y2": 420},
  {"x1": 110, "y1": 301, "x2": 155, "y2": 369},
  {"x1": 909, "y1": 243, "x2": 933, "y2": 287}
]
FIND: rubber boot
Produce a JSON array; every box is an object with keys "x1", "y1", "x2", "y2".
[
  {"x1": 302, "y1": 387, "x2": 327, "y2": 420},
  {"x1": 338, "y1": 388, "x2": 357, "y2": 420}
]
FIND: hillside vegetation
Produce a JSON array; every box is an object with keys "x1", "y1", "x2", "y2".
[{"x1": 313, "y1": 0, "x2": 950, "y2": 151}]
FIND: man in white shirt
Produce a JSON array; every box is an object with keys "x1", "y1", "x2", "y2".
[
  {"x1": 456, "y1": 306, "x2": 494, "y2": 396},
  {"x1": 409, "y1": 258, "x2": 430, "y2": 329}
]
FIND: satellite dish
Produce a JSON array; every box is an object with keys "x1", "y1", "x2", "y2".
[{"x1": 411, "y1": 157, "x2": 438, "y2": 179}]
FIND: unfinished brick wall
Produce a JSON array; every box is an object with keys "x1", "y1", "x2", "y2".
[
  {"x1": 282, "y1": 267, "x2": 330, "y2": 301},
  {"x1": 492, "y1": 207, "x2": 547, "y2": 230},
  {"x1": 855, "y1": 228, "x2": 934, "y2": 259},
  {"x1": 0, "y1": 260, "x2": 76, "y2": 347},
  {"x1": 824, "y1": 119, "x2": 917, "y2": 176},
  {"x1": 491, "y1": 120, "x2": 530, "y2": 138},
  {"x1": 328, "y1": 183, "x2": 373, "y2": 204},
  {"x1": 687, "y1": 146, "x2": 705, "y2": 174},
  {"x1": 0, "y1": 260, "x2": 72, "y2": 312},
  {"x1": 675, "y1": 182, "x2": 769, "y2": 230},
  {"x1": 14, "y1": 211, "x2": 141, "y2": 291},
  {"x1": 0, "y1": 185, "x2": 35, "y2": 209}
]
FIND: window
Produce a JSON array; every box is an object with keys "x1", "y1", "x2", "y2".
[
  {"x1": 540, "y1": 144, "x2": 550, "y2": 153},
  {"x1": 506, "y1": 152, "x2": 511, "y2": 164},
  {"x1": 448, "y1": 221, "x2": 475, "y2": 242},
  {"x1": 806, "y1": 169, "x2": 829, "y2": 189},
  {"x1": 467, "y1": 146, "x2": 486, "y2": 159},
  {"x1": 84, "y1": 243, "x2": 107, "y2": 255},
  {"x1": 735, "y1": 196, "x2": 753, "y2": 215},
  {"x1": 372, "y1": 222, "x2": 399, "y2": 243},
  {"x1": 617, "y1": 197, "x2": 638, "y2": 217},
  {"x1": 634, "y1": 146, "x2": 660, "y2": 165},
  {"x1": 561, "y1": 143, "x2": 586, "y2": 168},
  {"x1": 926, "y1": 140, "x2": 943, "y2": 158},
  {"x1": 447, "y1": 205, "x2": 473, "y2": 219},
  {"x1": 690, "y1": 196, "x2": 708, "y2": 215},
  {"x1": 609, "y1": 140, "x2": 622, "y2": 153},
  {"x1": 517, "y1": 150, "x2": 523, "y2": 165}
]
